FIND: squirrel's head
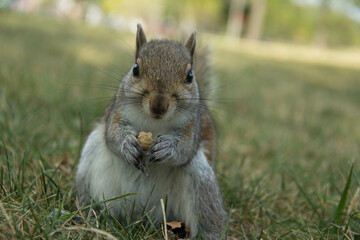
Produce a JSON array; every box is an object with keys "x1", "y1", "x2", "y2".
[{"x1": 121, "y1": 24, "x2": 199, "y2": 121}]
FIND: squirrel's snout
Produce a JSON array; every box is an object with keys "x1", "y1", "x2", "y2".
[{"x1": 149, "y1": 94, "x2": 170, "y2": 118}]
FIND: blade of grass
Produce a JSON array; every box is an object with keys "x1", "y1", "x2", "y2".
[
  {"x1": 0, "y1": 202, "x2": 16, "y2": 235},
  {"x1": 241, "y1": 224, "x2": 250, "y2": 240},
  {"x1": 60, "y1": 193, "x2": 139, "y2": 222},
  {"x1": 335, "y1": 163, "x2": 354, "y2": 225},
  {"x1": 50, "y1": 226, "x2": 118, "y2": 240},
  {"x1": 220, "y1": 207, "x2": 232, "y2": 240}
]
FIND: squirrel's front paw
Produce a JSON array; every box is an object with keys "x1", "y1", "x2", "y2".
[
  {"x1": 147, "y1": 135, "x2": 178, "y2": 163},
  {"x1": 121, "y1": 134, "x2": 145, "y2": 171}
]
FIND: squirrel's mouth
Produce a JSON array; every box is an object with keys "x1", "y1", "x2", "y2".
[
  {"x1": 143, "y1": 103, "x2": 177, "y2": 121},
  {"x1": 151, "y1": 114, "x2": 164, "y2": 119}
]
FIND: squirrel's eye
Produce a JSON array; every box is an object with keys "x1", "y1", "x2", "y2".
[
  {"x1": 185, "y1": 70, "x2": 193, "y2": 84},
  {"x1": 133, "y1": 63, "x2": 140, "y2": 77}
]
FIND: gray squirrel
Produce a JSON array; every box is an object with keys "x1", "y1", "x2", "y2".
[{"x1": 76, "y1": 24, "x2": 227, "y2": 239}]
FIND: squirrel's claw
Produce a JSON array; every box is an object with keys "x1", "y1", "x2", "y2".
[
  {"x1": 146, "y1": 135, "x2": 177, "y2": 163},
  {"x1": 136, "y1": 161, "x2": 148, "y2": 176},
  {"x1": 121, "y1": 134, "x2": 145, "y2": 171}
]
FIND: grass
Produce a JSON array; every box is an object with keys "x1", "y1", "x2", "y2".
[{"x1": 0, "y1": 10, "x2": 359, "y2": 239}]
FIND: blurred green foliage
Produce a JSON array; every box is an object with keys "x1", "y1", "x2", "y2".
[
  {"x1": 163, "y1": 0, "x2": 224, "y2": 30},
  {"x1": 263, "y1": 0, "x2": 360, "y2": 46},
  {"x1": 2, "y1": 0, "x2": 360, "y2": 47},
  {"x1": 98, "y1": 0, "x2": 360, "y2": 47},
  {"x1": 264, "y1": 0, "x2": 317, "y2": 43}
]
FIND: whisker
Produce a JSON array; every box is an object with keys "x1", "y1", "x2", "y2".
[
  {"x1": 73, "y1": 84, "x2": 119, "y2": 92},
  {"x1": 89, "y1": 64, "x2": 128, "y2": 84}
]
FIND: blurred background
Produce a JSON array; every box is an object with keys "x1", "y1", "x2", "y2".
[
  {"x1": 2, "y1": 0, "x2": 360, "y2": 47},
  {"x1": 0, "y1": 0, "x2": 360, "y2": 239}
]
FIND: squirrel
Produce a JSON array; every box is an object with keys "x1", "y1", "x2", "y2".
[{"x1": 76, "y1": 24, "x2": 227, "y2": 239}]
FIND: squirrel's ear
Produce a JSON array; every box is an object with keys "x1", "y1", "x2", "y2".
[
  {"x1": 185, "y1": 30, "x2": 197, "y2": 61},
  {"x1": 136, "y1": 24, "x2": 147, "y2": 59}
]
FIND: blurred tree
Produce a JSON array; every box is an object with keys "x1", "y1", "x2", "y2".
[
  {"x1": 245, "y1": 0, "x2": 266, "y2": 40},
  {"x1": 225, "y1": 0, "x2": 247, "y2": 37},
  {"x1": 99, "y1": 0, "x2": 222, "y2": 32},
  {"x1": 163, "y1": 0, "x2": 223, "y2": 31},
  {"x1": 224, "y1": 0, "x2": 267, "y2": 40},
  {"x1": 313, "y1": 0, "x2": 330, "y2": 47},
  {"x1": 75, "y1": 0, "x2": 99, "y2": 20}
]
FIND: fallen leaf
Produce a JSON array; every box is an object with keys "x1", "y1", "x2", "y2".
[{"x1": 166, "y1": 221, "x2": 190, "y2": 239}]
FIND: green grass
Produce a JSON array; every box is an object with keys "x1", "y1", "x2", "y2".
[{"x1": 0, "y1": 11, "x2": 359, "y2": 239}]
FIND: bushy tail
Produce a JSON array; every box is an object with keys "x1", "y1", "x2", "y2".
[{"x1": 194, "y1": 45, "x2": 217, "y2": 102}]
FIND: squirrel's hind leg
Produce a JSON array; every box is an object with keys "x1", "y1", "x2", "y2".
[{"x1": 181, "y1": 149, "x2": 227, "y2": 240}]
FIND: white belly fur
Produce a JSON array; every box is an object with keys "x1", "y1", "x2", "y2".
[{"x1": 76, "y1": 123, "x2": 210, "y2": 235}]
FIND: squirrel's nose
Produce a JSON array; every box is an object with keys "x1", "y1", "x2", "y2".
[{"x1": 149, "y1": 94, "x2": 169, "y2": 118}]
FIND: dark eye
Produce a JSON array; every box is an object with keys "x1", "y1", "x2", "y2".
[
  {"x1": 133, "y1": 63, "x2": 140, "y2": 77},
  {"x1": 185, "y1": 70, "x2": 193, "y2": 84}
]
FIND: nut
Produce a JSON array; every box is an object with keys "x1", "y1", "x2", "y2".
[{"x1": 138, "y1": 132, "x2": 155, "y2": 151}]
